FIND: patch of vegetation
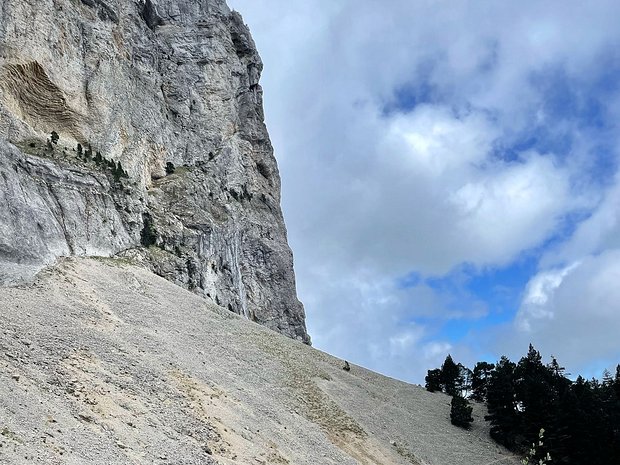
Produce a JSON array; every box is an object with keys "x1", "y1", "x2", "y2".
[
  {"x1": 37, "y1": 131, "x2": 130, "y2": 184},
  {"x1": 15, "y1": 139, "x2": 46, "y2": 156},
  {"x1": 1, "y1": 427, "x2": 23, "y2": 444},
  {"x1": 521, "y1": 429, "x2": 551, "y2": 465},
  {"x1": 426, "y1": 347, "x2": 620, "y2": 463},
  {"x1": 393, "y1": 442, "x2": 421, "y2": 465}
]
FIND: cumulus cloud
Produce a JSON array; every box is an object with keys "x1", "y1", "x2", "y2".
[{"x1": 229, "y1": 0, "x2": 620, "y2": 382}]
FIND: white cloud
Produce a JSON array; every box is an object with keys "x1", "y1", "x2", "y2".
[
  {"x1": 448, "y1": 154, "x2": 574, "y2": 266},
  {"x1": 517, "y1": 262, "x2": 581, "y2": 331},
  {"x1": 514, "y1": 250, "x2": 620, "y2": 370},
  {"x1": 288, "y1": 104, "x2": 576, "y2": 278},
  {"x1": 384, "y1": 107, "x2": 494, "y2": 176},
  {"x1": 229, "y1": 0, "x2": 620, "y2": 382},
  {"x1": 545, "y1": 177, "x2": 620, "y2": 267},
  {"x1": 389, "y1": 329, "x2": 423, "y2": 356},
  {"x1": 423, "y1": 342, "x2": 453, "y2": 361}
]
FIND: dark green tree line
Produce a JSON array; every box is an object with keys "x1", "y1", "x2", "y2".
[{"x1": 425, "y1": 347, "x2": 620, "y2": 464}]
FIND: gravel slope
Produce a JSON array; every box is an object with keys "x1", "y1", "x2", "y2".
[{"x1": 0, "y1": 258, "x2": 520, "y2": 465}]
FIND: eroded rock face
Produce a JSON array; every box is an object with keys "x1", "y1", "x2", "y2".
[{"x1": 0, "y1": 0, "x2": 310, "y2": 343}]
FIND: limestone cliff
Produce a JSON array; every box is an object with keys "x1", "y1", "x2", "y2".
[{"x1": 0, "y1": 0, "x2": 310, "y2": 343}]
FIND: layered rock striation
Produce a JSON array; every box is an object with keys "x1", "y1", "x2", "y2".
[{"x1": 0, "y1": 0, "x2": 309, "y2": 343}]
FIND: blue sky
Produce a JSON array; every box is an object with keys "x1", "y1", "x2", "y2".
[{"x1": 228, "y1": 0, "x2": 620, "y2": 383}]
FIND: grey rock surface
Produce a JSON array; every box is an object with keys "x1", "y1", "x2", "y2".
[
  {"x1": 0, "y1": 258, "x2": 521, "y2": 465},
  {"x1": 0, "y1": 0, "x2": 309, "y2": 342}
]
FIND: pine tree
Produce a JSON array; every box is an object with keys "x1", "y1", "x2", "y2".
[
  {"x1": 441, "y1": 355, "x2": 460, "y2": 396},
  {"x1": 485, "y1": 356, "x2": 520, "y2": 449},
  {"x1": 425, "y1": 368, "x2": 442, "y2": 392},
  {"x1": 450, "y1": 395, "x2": 473, "y2": 429},
  {"x1": 515, "y1": 345, "x2": 557, "y2": 452},
  {"x1": 612, "y1": 366, "x2": 620, "y2": 463},
  {"x1": 471, "y1": 361, "x2": 495, "y2": 402}
]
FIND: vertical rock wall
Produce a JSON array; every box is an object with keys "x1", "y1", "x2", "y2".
[{"x1": 0, "y1": 0, "x2": 310, "y2": 343}]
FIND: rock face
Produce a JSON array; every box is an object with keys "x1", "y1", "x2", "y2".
[{"x1": 0, "y1": 0, "x2": 309, "y2": 343}]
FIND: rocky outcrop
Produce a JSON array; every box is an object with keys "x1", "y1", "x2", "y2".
[{"x1": 0, "y1": 0, "x2": 309, "y2": 343}]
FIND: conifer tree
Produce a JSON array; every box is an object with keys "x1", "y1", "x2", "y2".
[
  {"x1": 140, "y1": 213, "x2": 157, "y2": 247},
  {"x1": 441, "y1": 355, "x2": 460, "y2": 396},
  {"x1": 471, "y1": 361, "x2": 495, "y2": 402},
  {"x1": 485, "y1": 356, "x2": 520, "y2": 449},
  {"x1": 425, "y1": 348, "x2": 620, "y2": 464},
  {"x1": 515, "y1": 345, "x2": 557, "y2": 449},
  {"x1": 425, "y1": 368, "x2": 442, "y2": 392},
  {"x1": 450, "y1": 395, "x2": 473, "y2": 429}
]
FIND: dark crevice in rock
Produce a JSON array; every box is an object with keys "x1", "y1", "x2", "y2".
[
  {"x1": 140, "y1": 213, "x2": 158, "y2": 247},
  {"x1": 228, "y1": 11, "x2": 257, "y2": 60},
  {"x1": 141, "y1": 0, "x2": 164, "y2": 30}
]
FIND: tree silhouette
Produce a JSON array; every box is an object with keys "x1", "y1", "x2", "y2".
[
  {"x1": 485, "y1": 356, "x2": 520, "y2": 449},
  {"x1": 471, "y1": 361, "x2": 495, "y2": 402},
  {"x1": 425, "y1": 348, "x2": 620, "y2": 464},
  {"x1": 450, "y1": 395, "x2": 473, "y2": 429},
  {"x1": 425, "y1": 368, "x2": 442, "y2": 392},
  {"x1": 441, "y1": 355, "x2": 460, "y2": 396}
]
